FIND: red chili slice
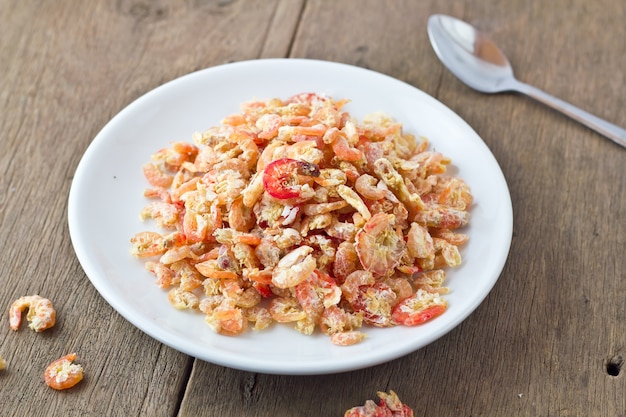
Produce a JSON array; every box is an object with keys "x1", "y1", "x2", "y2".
[{"x1": 262, "y1": 158, "x2": 320, "y2": 199}]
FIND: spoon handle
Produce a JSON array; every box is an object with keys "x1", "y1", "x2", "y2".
[{"x1": 512, "y1": 81, "x2": 626, "y2": 148}]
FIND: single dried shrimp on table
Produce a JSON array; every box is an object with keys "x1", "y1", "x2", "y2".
[
  {"x1": 44, "y1": 353, "x2": 84, "y2": 390},
  {"x1": 344, "y1": 390, "x2": 414, "y2": 417},
  {"x1": 130, "y1": 93, "x2": 472, "y2": 346}
]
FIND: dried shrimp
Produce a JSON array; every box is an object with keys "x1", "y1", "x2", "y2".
[
  {"x1": 44, "y1": 353, "x2": 84, "y2": 390},
  {"x1": 344, "y1": 390, "x2": 414, "y2": 417},
  {"x1": 131, "y1": 93, "x2": 472, "y2": 345},
  {"x1": 9, "y1": 295, "x2": 56, "y2": 332}
]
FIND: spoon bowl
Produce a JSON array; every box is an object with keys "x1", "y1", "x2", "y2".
[{"x1": 427, "y1": 14, "x2": 626, "y2": 148}]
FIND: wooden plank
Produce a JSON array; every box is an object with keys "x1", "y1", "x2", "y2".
[{"x1": 259, "y1": 0, "x2": 306, "y2": 58}]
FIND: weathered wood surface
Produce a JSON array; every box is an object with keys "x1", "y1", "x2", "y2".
[{"x1": 1, "y1": 0, "x2": 624, "y2": 416}]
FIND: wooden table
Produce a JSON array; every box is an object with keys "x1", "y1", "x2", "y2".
[{"x1": 1, "y1": 1, "x2": 624, "y2": 415}]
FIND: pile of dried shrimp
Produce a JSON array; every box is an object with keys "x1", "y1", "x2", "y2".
[{"x1": 130, "y1": 93, "x2": 472, "y2": 345}]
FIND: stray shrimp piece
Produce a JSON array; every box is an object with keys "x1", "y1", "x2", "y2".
[
  {"x1": 0, "y1": 355, "x2": 6, "y2": 371},
  {"x1": 344, "y1": 390, "x2": 414, "y2": 417},
  {"x1": 271, "y1": 245, "x2": 317, "y2": 289},
  {"x1": 9, "y1": 295, "x2": 56, "y2": 332},
  {"x1": 44, "y1": 353, "x2": 83, "y2": 391},
  {"x1": 355, "y1": 213, "x2": 405, "y2": 277},
  {"x1": 330, "y1": 331, "x2": 366, "y2": 346},
  {"x1": 262, "y1": 158, "x2": 320, "y2": 199},
  {"x1": 391, "y1": 289, "x2": 447, "y2": 326}
]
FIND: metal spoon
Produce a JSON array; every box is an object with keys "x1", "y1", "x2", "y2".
[{"x1": 427, "y1": 14, "x2": 626, "y2": 149}]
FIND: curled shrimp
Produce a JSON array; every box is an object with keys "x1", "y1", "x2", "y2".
[
  {"x1": 271, "y1": 245, "x2": 317, "y2": 288},
  {"x1": 355, "y1": 213, "x2": 406, "y2": 277},
  {"x1": 354, "y1": 174, "x2": 386, "y2": 200},
  {"x1": 142, "y1": 162, "x2": 173, "y2": 188},
  {"x1": 44, "y1": 353, "x2": 83, "y2": 390},
  {"x1": 9, "y1": 295, "x2": 56, "y2": 332},
  {"x1": 344, "y1": 390, "x2": 414, "y2": 417}
]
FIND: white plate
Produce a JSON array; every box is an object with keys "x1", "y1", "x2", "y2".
[{"x1": 68, "y1": 59, "x2": 512, "y2": 375}]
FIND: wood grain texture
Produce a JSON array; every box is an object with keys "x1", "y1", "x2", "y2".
[{"x1": 1, "y1": 0, "x2": 624, "y2": 416}]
